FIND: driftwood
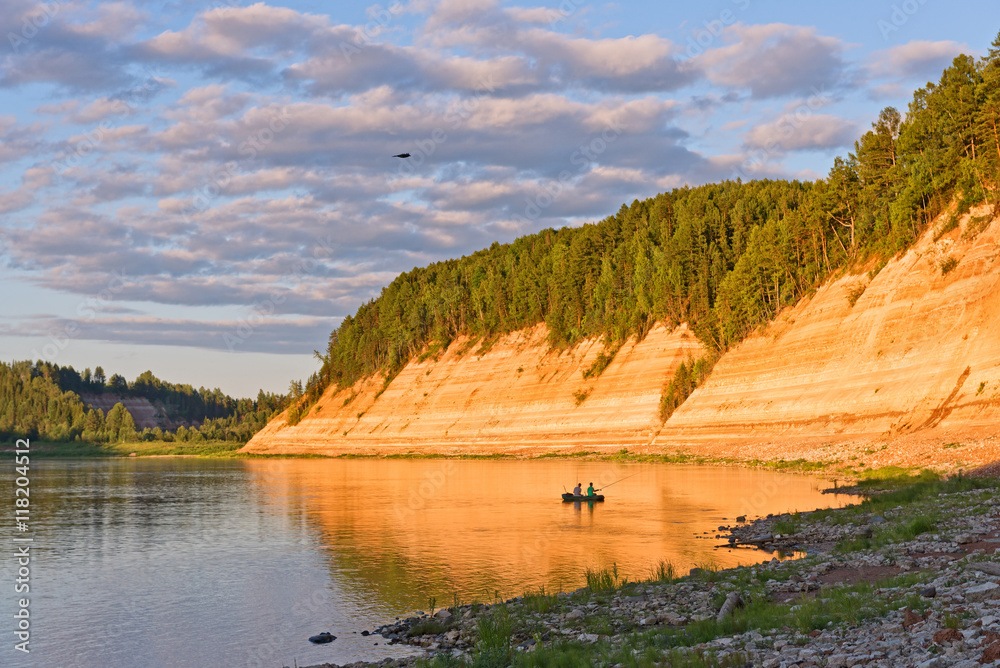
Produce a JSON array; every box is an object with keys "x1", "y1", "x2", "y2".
[{"x1": 716, "y1": 592, "x2": 742, "y2": 623}]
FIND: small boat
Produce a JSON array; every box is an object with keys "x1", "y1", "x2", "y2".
[{"x1": 562, "y1": 493, "x2": 604, "y2": 502}]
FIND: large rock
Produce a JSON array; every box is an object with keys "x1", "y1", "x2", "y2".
[
  {"x1": 933, "y1": 628, "x2": 962, "y2": 644},
  {"x1": 965, "y1": 582, "x2": 1000, "y2": 602},
  {"x1": 981, "y1": 640, "x2": 1000, "y2": 664},
  {"x1": 970, "y1": 561, "x2": 1000, "y2": 576}
]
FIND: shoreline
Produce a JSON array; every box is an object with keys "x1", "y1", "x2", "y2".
[
  {"x1": 300, "y1": 472, "x2": 1000, "y2": 668},
  {"x1": 17, "y1": 439, "x2": 995, "y2": 481}
]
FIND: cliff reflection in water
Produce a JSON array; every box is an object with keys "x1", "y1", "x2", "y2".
[{"x1": 245, "y1": 459, "x2": 849, "y2": 610}]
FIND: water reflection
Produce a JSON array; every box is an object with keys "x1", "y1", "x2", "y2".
[
  {"x1": 245, "y1": 459, "x2": 850, "y2": 609},
  {"x1": 0, "y1": 458, "x2": 849, "y2": 668}
]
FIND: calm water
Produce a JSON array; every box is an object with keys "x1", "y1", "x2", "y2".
[{"x1": 0, "y1": 458, "x2": 849, "y2": 668}]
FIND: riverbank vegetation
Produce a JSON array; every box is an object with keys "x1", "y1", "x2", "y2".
[
  {"x1": 25, "y1": 439, "x2": 248, "y2": 458},
  {"x1": 0, "y1": 360, "x2": 287, "y2": 445},
  {"x1": 282, "y1": 37, "x2": 1000, "y2": 423}
]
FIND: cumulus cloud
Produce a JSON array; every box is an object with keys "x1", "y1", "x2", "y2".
[
  {"x1": 138, "y1": 3, "x2": 332, "y2": 62},
  {"x1": 0, "y1": 0, "x2": 140, "y2": 91},
  {"x1": 0, "y1": 166, "x2": 53, "y2": 213},
  {"x1": 3, "y1": 315, "x2": 337, "y2": 355},
  {"x1": 694, "y1": 23, "x2": 848, "y2": 99},
  {"x1": 0, "y1": 117, "x2": 48, "y2": 163},
  {"x1": 867, "y1": 40, "x2": 968, "y2": 80},
  {"x1": 743, "y1": 113, "x2": 859, "y2": 152}
]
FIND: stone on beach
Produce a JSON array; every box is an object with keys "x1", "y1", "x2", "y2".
[{"x1": 965, "y1": 582, "x2": 1000, "y2": 602}]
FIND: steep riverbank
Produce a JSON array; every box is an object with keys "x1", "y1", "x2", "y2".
[
  {"x1": 246, "y1": 322, "x2": 703, "y2": 454},
  {"x1": 303, "y1": 474, "x2": 1000, "y2": 668},
  {"x1": 246, "y1": 208, "x2": 1000, "y2": 470},
  {"x1": 654, "y1": 205, "x2": 1000, "y2": 470}
]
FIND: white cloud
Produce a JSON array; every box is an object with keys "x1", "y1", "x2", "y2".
[
  {"x1": 867, "y1": 40, "x2": 967, "y2": 79},
  {"x1": 694, "y1": 23, "x2": 848, "y2": 99},
  {"x1": 0, "y1": 166, "x2": 52, "y2": 213},
  {"x1": 744, "y1": 113, "x2": 859, "y2": 152}
]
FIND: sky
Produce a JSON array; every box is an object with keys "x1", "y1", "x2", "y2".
[{"x1": 0, "y1": 0, "x2": 995, "y2": 398}]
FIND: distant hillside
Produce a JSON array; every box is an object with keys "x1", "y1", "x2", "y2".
[
  {"x1": 281, "y1": 40, "x2": 1000, "y2": 424},
  {"x1": 244, "y1": 205, "x2": 1000, "y2": 468},
  {"x1": 245, "y1": 36, "x2": 1000, "y2": 463},
  {"x1": 0, "y1": 361, "x2": 286, "y2": 444}
]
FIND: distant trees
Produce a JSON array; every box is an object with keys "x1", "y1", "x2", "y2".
[
  {"x1": 0, "y1": 361, "x2": 288, "y2": 444},
  {"x1": 287, "y1": 38, "x2": 1000, "y2": 419}
]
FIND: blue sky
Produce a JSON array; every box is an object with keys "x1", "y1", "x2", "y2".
[{"x1": 0, "y1": 0, "x2": 995, "y2": 397}]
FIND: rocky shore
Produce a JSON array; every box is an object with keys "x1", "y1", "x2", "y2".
[{"x1": 302, "y1": 475, "x2": 1000, "y2": 668}]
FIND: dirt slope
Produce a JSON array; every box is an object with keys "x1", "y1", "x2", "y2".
[
  {"x1": 245, "y1": 209, "x2": 1000, "y2": 467},
  {"x1": 244, "y1": 323, "x2": 702, "y2": 454}
]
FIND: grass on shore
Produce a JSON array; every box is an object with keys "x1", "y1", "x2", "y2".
[
  {"x1": 413, "y1": 472, "x2": 1000, "y2": 668},
  {"x1": 9, "y1": 439, "x2": 247, "y2": 458},
  {"x1": 418, "y1": 569, "x2": 928, "y2": 668}
]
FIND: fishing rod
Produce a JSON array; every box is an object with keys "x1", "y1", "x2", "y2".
[{"x1": 597, "y1": 472, "x2": 640, "y2": 491}]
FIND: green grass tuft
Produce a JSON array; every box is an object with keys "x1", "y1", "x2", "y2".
[
  {"x1": 472, "y1": 607, "x2": 513, "y2": 668},
  {"x1": 585, "y1": 563, "x2": 626, "y2": 591}
]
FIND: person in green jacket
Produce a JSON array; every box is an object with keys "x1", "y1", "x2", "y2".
[{"x1": 587, "y1": 482, "x2": 596, "y2": 496}]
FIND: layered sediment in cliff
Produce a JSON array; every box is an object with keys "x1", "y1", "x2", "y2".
[
  {"x1": 245, "y1": 323, "x2": 703, "y2": 454},
  {"x1": 245, "y1": 209, "x2": 1000, "y2": 465},
  {"x1": 655, "y1": 207, "x2": 1000, "y2": 466}
]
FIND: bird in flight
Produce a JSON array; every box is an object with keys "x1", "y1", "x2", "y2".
[{"x1": 393, "y1": 153, "x2": 411, "y2": 158}]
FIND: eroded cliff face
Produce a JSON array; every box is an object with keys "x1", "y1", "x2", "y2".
[
  {"x1": 655, "y1": 208, "x2": 1000, "y2": 467},
  {"x1": 245, "y1": 209, "x2": 1000, "y2": 466},
  {"x1": 244, "y1": 323, "x2": 703, "y2": 454}
]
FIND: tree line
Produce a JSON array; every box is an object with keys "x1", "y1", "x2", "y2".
[
  {"x1": 0, "y1": 360, "x2": 287, "y2": 443},
  {"x1": 287, "y1": 38, "x2": 1000, "y2": 421}
]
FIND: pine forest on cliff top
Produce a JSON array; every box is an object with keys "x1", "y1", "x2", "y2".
[{"x1": 289, "y1": 36, "x2": 1000, "y2": 425}]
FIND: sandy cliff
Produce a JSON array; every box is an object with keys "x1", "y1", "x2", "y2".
[
  {"x1": 245, "y1": 323, "x2": 703, "y2": 454},
  {"x1": 654, "y1": 207, "x2": 1000, "y2": 467},
  {"x1": 245, "y1": 209, "x2": 1000, "y2": 466}
]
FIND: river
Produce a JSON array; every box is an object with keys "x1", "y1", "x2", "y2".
[{"x1": 0, "y1": 457, "x2": 850, "y2": 668}]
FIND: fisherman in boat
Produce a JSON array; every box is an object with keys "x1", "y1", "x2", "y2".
[
  {"x1": 573, "y1": 483, "x2": 583, "y2": 496},
  {"x1": 587, "y1": 482, "x2": 596, "y2": 497}
]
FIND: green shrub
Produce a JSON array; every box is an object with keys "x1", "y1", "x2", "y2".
[
  {"x1": 940, "y1": 256, "x2": 959, "y2": 275},
  {"x1": 846, "y1": 281, "x2": 867, "y2": 307},
  {"x1": 772, "y1": 515, "x2": 801, "y2": 535},
  {"x1": 582, "y1": 344, "x2": 621, "y2": 380},
  {"x1": 522, "y1": 587, "x2": 559, "y2": 614}
]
